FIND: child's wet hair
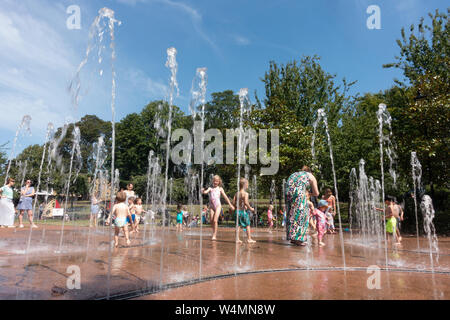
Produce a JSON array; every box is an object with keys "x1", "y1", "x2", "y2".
[
  {"x1": 177, "y1": 203, "x2": 183, "y2": 211},
  {"x1": 116, "y1": 191, "x2": 127, "y2": 203},
  {"x1": 134, "y1": 198, "x2": 142, "y2": 204},
  {"x1": 212, "y1": 175, "x2": 223, "y2": 187},
  {"x1": 239, "y1": 178, "x2": 248, "y2": 189},
  {"x1": 128, "y1": 196, "x2": 135, "y2": 202}
]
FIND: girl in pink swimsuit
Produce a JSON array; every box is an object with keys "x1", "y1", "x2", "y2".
[{"x1": 202, "y1": 175, "x2": 235, "y2": 240}]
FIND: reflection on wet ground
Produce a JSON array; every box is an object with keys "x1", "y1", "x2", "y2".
[{"x1": 0, "y1": 225, "x2": 448, "y2": 299}]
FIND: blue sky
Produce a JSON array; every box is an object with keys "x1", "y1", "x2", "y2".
[{"x1": 0, "y1": 0, "x2": 448, "y2": 155}]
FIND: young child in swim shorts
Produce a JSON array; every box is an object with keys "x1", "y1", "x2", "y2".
[
  {"x1": 112, "y1": 191, "x2": 132, "y2": 247},
  {"x1": 133, "y1": 198, "x2": 143, "y2": 233},
  {"x1": 377, "y1": 195, "x2": 400, "y2": 245},
  {"x1": 202, "y1": 175, "x2": 235, "y2": 240},
  {"x1": 127, "y1": 196, "x2": 136, "y2": 233},
  {"x1": 176, "y1": 203, "x2": 183, "y2": 232},
  {"x1": 232, "y1": 178, "x2": 256, "y2": 243}
]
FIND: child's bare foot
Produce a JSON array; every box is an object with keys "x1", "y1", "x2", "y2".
[
  {"x1": 247, "y1": 239, "x2": 256, "y2": 243},
  {"x1": 114, "y1": 242, "x2": 119, "y2": 248},
  {"x1": 211, "y1": 236, "x2": 217, "y2": 241},
  {"x1": 319, "y1": 242, "x2": 325, "y2": 247},
  {"x1": 236, "y1": 239, "x2": 243, "y2": 243},
  {"x1": 126, "y1": 239, "x2": 131, "y2": 246}
]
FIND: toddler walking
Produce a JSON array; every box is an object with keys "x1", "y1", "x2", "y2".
[
  {"x1": 112, "y1": 191, "x2": 132, "y2": 247},
  {"x1": 311, "y1": 200, "x2": 329, "y2": 247}
]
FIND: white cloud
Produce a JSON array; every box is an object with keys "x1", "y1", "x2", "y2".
[
  {"x1": 126, "y1": 68, "x2": 168, "y2": 98},
  {"x1": 116, "y1": 0, "x2": 147, "y2": 6},
  {"x1": 116, "y1": 0, "x2": 218, "y2": 52},
  {"x1": 0, "y1": 0, "x2": 81, "y2": 138},
  {"x1": 233, "y1": 34, "x2": 250, "y2": 46}
]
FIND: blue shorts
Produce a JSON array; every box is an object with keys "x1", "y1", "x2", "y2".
[{"x1": 126, "y1": 214, "x2": 136, "y2": 224}]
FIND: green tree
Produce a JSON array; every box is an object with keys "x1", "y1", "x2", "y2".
[
  {"x1": 203, "y1": 90, "x2": 240, "y2": 129},
  {"x1": 254, "y1": 56, "x2": 355, "y2": 204},
  {"x1": 383, "y1": 9, "x2": 450, "y2": 193}
]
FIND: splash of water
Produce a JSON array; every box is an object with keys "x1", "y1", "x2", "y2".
[
  {"x1": 24, "y1": 123, "x2": 54, "y2": 262},
  {"x1": 18, "y1": 160, "x2": 28, "y2": 187},
  {"x1": 68, "y1": 8, "x2": 122, "y2": 111},
  {"x1": 158, "y1": 47, "x2": 179, "y2": 288},
  {"x1": 113, "y1": 168, "x2": 120, "y2": 193},
  {"x1": 90, "y1": 135, "x2": 108, "y2": 197},
  {"x1": 161, "y1": 47, "x2": 178, "y2": 226},
  {"x1": 143, "y1": 150, "x2": 162, "y2": 249},
  {"x1": 420, "y1": 195, "x2": 439, "y2": 269},
  {"x1": 234, "y1": 88, "x2": 252, "y2": 274},
  {"x1": 376, "y1": 103, "x2": 391, "y2": 269},
  {"x1": 311, "y1": 108, "x2": 346, "y2": 269},
  {"x1": 187, "y1": 66, "x2": 208, "y2": 278},
  {"x1": 349, "y1": 168, "x2": 357, "y2": 242},
  {"x1": 349, "y1": 159, "x2": 384, "y2": 248},
  {"x1": 411, "y1": 151, "x2": 422, "y2": 250},
  {"x1": 33, "y1": 122, "x2": 54, "y2": 204},
  {"x1": 48, "y1": 122, "x2": 69, "y2": 173},
  {"x1": 169, "y1": 177, "x2": 173, "y2": 206},
  {"x1": 58, "y1": 126, "x2": 82, "y2": 252},
  {"x1": 4, "y1": 115, "x2": 32, "y2": 184},
  {"x1": 377, "y1": 104, "x2": 398, "y2": 186}
]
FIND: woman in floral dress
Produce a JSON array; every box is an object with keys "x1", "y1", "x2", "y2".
[{"x1": 285, "y1": 166, "x2": 319, "y2": 246}]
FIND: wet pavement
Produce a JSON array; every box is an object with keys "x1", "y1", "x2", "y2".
[{"x1": 0, "y1": 224, "x2": 448, "y2": 299}]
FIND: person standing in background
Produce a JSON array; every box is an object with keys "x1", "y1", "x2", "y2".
[{"x1": 17, "y1": 179, "x2": 37, "y2": 228}]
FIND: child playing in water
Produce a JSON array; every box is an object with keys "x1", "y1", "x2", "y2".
[
  {"x1": 232, "y1": 178, "x2": 256, "y2": 243},
  {"x1": 377, "y1": 195, "x2": 401, "y2": 245},
  {"x1": 90, "y1": 192, "x2": 100, "y2": 228},
  {"x1": 322, "y1": 188, "x2": 336, "y2": 234},
  {"x1": 133, "y1": 198, "x2": 144, "y2": 233},
  {"x1": 127, "y1": 196, "x2": 136, "y2": 232},
  {"x1": 267, "y1": 204, "x2": 274, "y2": 233},
  {"x1": 394, "y1": 197, "x2": 403, "y2": 243},
  {"x1": 176, "y1": 203, "x2": 183, "y2": 232},
  {"x1": 311, "y1": 200, "x2": 329, "y2": 247},
  {"x1": 201, "y1": 205, "x2": 208, "y2": 225},
  {"x1": 182, "y1": 205, "x2": 189, "y2": 226},
  {"x1": 112, "y1": 191, "x2": 132, "y2": 247},
  {"x1": 202, "y1": 175, "x2": 235, "y2": 240}
]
